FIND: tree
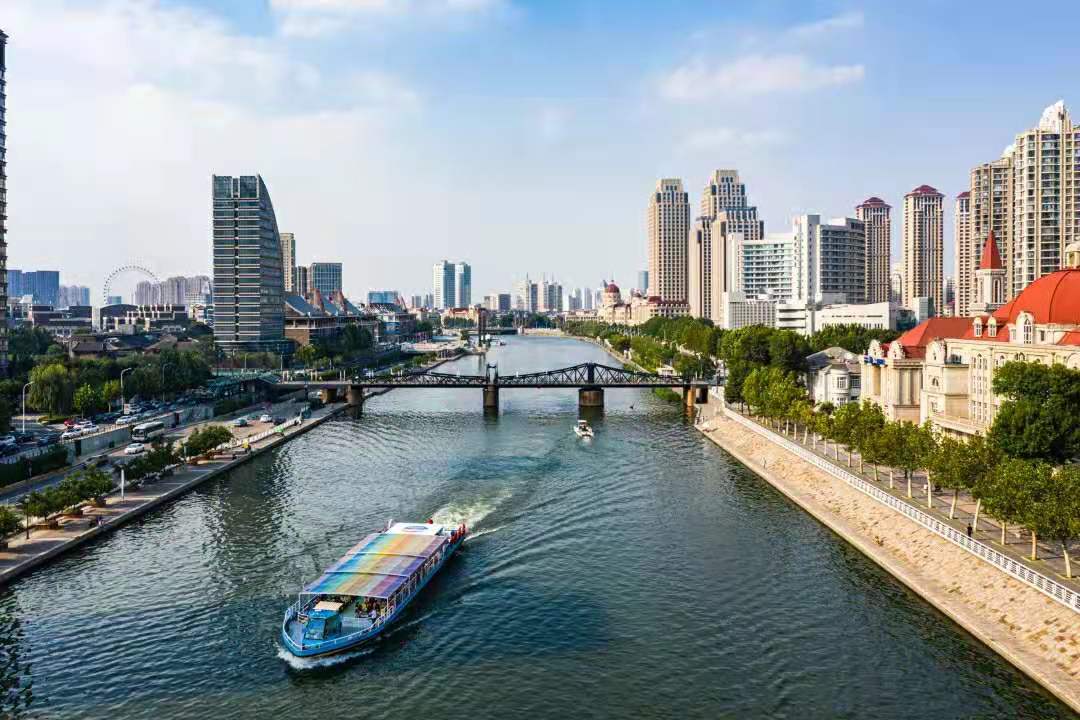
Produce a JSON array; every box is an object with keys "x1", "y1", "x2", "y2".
[
  {"x1": 852, "y1": 402, "x2": 886, "y2": 475},
  {"x1": 980, "y1": 458, "x2": 1037, "y2": 548},
  {"x1": 894, "y1": 422, "x2": 934, "y2": 498},
  {"x1": 28, "y1": 363, "x2": 74, "y2": 415},
  {"x1": 1027, "y1": 465, "x2": 1080, "y2": 577},
  {"x1": 183, "y1": 426, "x2": 233, "y2": 457},
  {"x1": 830, "y1": 402, "x2": 863, "y2": 467},
  {"x1": 101, "y1": 379, "x2": 122, "y2": 409},
  {"x1": 73, "y1": 383, "x2": 105, "y2": 417},
  {"x1": 928, "y1": 434, "x2": 999, "y2": 520},
  {"x1": 768, "y1": 331, "x2": 812, "y2": 374},
  {"x1": 295, "y1": 344, "x2": 318, "y2": 367},
  {"x1": 0, "y1": 506, "x2": 21, "y2": 539},
  {"x1": 989, "y1": 361, "x2": 1080, "y2": 463}
]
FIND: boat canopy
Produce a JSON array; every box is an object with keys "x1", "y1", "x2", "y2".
[{"x1": 304, "y1": 532, "x2": 446, "y2": 599}]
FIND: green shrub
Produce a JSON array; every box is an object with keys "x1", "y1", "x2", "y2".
[
  {"x1": 0, "y1": 506, "x2": 22, "y2": 537},
  {"x1": 125, "y1": 441, "x2": 179, "y2": 480},
  {"x1": 182, "y1": 426, "x2": 232, "y2": 457}
]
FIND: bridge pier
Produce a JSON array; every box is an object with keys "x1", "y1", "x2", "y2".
[
  {"x1": 483, "y1": 384, "x2": 499, "y2": 414},
  {"x1": 346, "y1": 386, "x2": 364, "y2": 410},
  {"x1": 320, "y1": 387, "x2": 339, "y2": 404},
  {"x1": 578, "y1": 386, "x2": 604, "y2": 410}
]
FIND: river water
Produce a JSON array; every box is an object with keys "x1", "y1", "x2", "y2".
[{"x1": 0, "y1": 337, "x2": 1071, "y2": 719}]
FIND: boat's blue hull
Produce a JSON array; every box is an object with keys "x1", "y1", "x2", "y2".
[{"x1": 280, "y1": 533, "x2": 465, "y2": 658}]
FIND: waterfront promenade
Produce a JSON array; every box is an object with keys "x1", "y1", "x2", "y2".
[
  {"x1": 0, "y1": 398, "x2": 348, "y2": 586},
  {"x1": 698, "y1": 409, "x2": 1080, "y2": 712}
]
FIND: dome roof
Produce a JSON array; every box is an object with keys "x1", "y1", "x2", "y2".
[
  {"x1": 605, "y1": 282, "x2": 620, "y2": 293},
  {"x1": 907, "y1": 184, "x2": 942, "y2": 196},
  {"x1": 993, "y1": 268, "x2": 1080, "y2": 325},
  {"x1": 857, "y1": 196, "x2": 889, "y2": 207}
]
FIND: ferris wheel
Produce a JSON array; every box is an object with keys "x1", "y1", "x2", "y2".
[{"x1": 101, "y1": 264, "x2": 160, "y2": 305}]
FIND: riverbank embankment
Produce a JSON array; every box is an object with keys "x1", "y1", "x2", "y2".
[
  {"x1": 699, "y1": 409, "x2": 1080, "y2": 713},
  {"x1": 0, "y1": 355, "x2": 458, "y2": 587}
]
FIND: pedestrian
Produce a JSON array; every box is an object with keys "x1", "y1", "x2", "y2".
[{"x1": 966, "y1": 523, "x2": 973, "y2": 538}]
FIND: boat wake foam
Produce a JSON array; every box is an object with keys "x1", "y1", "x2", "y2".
[
  {"x1": 276, "y1": 644, "x2": 375, "y2": 670},
  {"x1": 432, "y1": 491, "x2": 510, "y2": 530},
  {"x1": 464, "y1": 525, "x2": 504, "y2": 542}
]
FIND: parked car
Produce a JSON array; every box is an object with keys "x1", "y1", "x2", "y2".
[
  {"x1": 258, "y1": 414, "x2": 273, "y2": 423},
  {"x1": 61, "y1": 429, "x2": 84, "y2": 440},
  {"x1": 77, "y1": 422, "x2": 99, "y2": 433},
  {"x1": 272, "y1": 416, "x2": 285, "y2": 424},
  {"x1": 124, "y1": 443, "x2": 146, "y2": 455},
  {"x1": 15, "y1": 433, "x2": 38, "y2": 445},
  {"x1": 37, "y1": 432, "x2": 61, "y2": 446},
  {"x1": 0, "y1": 435, "x2": 17, "y2": 448},
  {"x1": 116, "y1": 415, "x2": 138, "y2": 426},
  {"x1": 63, "y1": 418, "x2": 80, "y2": 428},
  {"x1": 231, "y1": 417, "x2": 248, "y2": 428}
]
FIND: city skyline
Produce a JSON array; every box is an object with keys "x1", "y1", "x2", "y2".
[{"x1": 8, "y1": 2, "x2": 1080, "y2": 298}]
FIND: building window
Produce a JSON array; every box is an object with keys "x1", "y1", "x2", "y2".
[
  {"x1": 973, "y1": 318, "x2": 982, "y2": 337},
  {"x1": 988, "y1": 319, "x2": 997, "y2": 337}
]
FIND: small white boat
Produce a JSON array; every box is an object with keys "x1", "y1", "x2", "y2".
[{"x1": 574, "y1": 420, "x2": 594, "y2": 439}]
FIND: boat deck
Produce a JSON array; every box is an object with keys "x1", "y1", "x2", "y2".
[{"x1": 285, "y1": 597, "x2": 378, "y2": 649}]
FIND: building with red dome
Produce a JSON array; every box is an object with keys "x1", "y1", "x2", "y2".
[{"x1": 864, "y1": 240, "x2": 1080, "y2": 436}]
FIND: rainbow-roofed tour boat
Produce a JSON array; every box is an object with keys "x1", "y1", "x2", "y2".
[{"x1": 281, "y1": 519, "x2": 468, "y2": 658}]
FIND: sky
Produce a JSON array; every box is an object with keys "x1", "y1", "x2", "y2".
[{"x1": 5, "y1": 0, "x2": 1080, "y2": 302}]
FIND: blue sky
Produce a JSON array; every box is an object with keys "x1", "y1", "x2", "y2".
[{"x1": 7, "y1": 0, "x2": 1080, "y2": 300}]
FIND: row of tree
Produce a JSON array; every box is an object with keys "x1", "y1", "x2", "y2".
[
  {"x1": 741, "y1": 364, "x2": 1080, "y2": 577},
  {"x1": 14, "y1": 468, "x2": 116, "y2": 533},
  {"x1": 24, "y1": 348, "x2": 213, "y2": 418}
]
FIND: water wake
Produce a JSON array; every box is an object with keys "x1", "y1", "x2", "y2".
[
  {"x1": 464, "y1": 525, "x2": 504, "y2": 542},
  {"x1": 431, "y1": 490, "x2": 510, "y2": 529},
  {"x1": 276, "y1": 643, "x2": 375, "y2": 670}
]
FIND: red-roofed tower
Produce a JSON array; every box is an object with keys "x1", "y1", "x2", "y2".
[{"x1": 973, "y1": 231, "x2": 1006, "y2": 313}]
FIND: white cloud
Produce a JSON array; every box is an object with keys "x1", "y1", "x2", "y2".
[
  {"x1": 788, "y1": 11, "x2": 864, "y2": 39},
  {"x1": 680, "y1": 127, "x2": 789, "y2": 152},
  {"x1": 271, "y1": 0, "x2": 506, "y2": 37},
  {"x1": 659, "y1": 54, "x2": 864, "y2": 101},
  {"x1": 3, "y1": 0, "x2": 419, "y2": 297}
]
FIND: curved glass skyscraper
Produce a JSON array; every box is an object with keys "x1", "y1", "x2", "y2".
[{"x1": 212, "y1": 174, "x2": 286, "y2": 353}]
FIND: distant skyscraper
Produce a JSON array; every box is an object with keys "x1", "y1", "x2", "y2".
[
  {"x1": 647, "y1": 178, "x2": 690, "y2": 302},
  {"x1": 9, "y1": 270, "x2": 60, "y2": 306},
  {"x1": 582, "y1": 287, "x2": 594, "y2": 311},
  {"x1": 636, "y1": 270, "x2": 648, "y2": 294},
  {"x1": 58, "y1": 285, "x2": 91, "y2": 308},
  {"x1": 733, "y1": 232, "x2": 794, "y2": 299},
  {"x1": 855, "y1": 197, "x2": 892, "y2": 303},
  {"x1": 1009, "y1": 101, "x2": 1078, "y2": 293},
  {"x1": 792, "y1": 215, "x2": 866, "y2": 305},
  {"x1": 432, "y1": 260, "x2": 455, "y2": 309},
  {"x1": 902, "y1": 185, "x2": 944, "y2": 315},
  {"x1": 368, "y1": 290, "x2": 399, "y2": 305},
  {"x1": 514, "y1": 276, "x2": 538, "y2": 312},
  {"x1": 280, "y1": 232, "x2": 296, "y2": 293},
  {"x1": 293, "y1": 266, "x2": 310, "y2": 296},
  {"x1": 952, "y1": 192, "x2": 972, "y2": 316},
  {"x1": 310, "y1": 262, "x2": 342, "y2": 297},
  {"x1": 700, "y1": 170, "x2": 763, "y2": 325},
  {"x1": 106, "y1": 295, "x2": 123, "y2": 306},
  {"x1": 966, "y1": 156, "x2": 1012, "y2": 311},
  {"x1": 423, "y1": 293, "x2": 434, "y2": 308},
  {"x1": 454, "y1": 262, "x2": 471, "y2": 307},
  {"x1": 408, "y1": 294, "x2": 423, "y2": 308},
  {"x1": 540, "y1": 278, "x2": 562, "y2": 312},
  {"x1": 212, "y1": 174, "x2": 286, "y2": 352},
  {"x1": 0, "y1": 31, "x2": 7, "y2": 368}
]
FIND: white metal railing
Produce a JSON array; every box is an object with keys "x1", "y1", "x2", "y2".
[
  {"x1": 722, "y1": 406, "x2": 1080, "y2": 615},
  {"x1": 210, "y1": 416, "x2": 303, "y2": 454}
]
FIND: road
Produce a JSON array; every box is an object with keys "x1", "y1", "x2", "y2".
[{"x1": 0, "y1": 396, "x2": 308, "y2": 504}]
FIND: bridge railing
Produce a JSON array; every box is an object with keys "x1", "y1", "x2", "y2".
[{"x1": 722, "y1": 405, "x2": 1080, "y2": 615}]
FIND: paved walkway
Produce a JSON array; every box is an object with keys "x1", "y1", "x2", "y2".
[
  {"x1": 699, "y1": 412, "x2": 1080, "y2": 713},
  {"x1": 0, "y1": 400, "x2": 348, "y2": 585},
  {"x1": 749, "y1": 417, "x2": 1080, "y2": 588}
]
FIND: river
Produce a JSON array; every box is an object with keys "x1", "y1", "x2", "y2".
[{"x1": 0, "y1": 336, "x2": 1071, "y2": 718}]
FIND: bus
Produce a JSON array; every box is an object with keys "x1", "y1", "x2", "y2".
[{"x1": 131, "y1": 420, "x2": 166, "y2": 443}]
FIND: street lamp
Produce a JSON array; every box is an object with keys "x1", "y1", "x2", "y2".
[
  {"x1": 160, "y1": 363, "x2": 174, "y2": 402},
  {"x1": 21, "y1": 382, "x2": 33, "y2": 434},
  {"x1": 120, "y1": 367, "x2": 134, "y2": 412}
]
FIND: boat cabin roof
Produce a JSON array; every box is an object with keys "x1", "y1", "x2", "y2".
[{"x1": 304, "y1": 529, "x2": 447, "y2": 599}]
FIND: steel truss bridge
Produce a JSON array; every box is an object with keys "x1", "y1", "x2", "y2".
[{"x1": 276, "y1": 362, "x2": 710, "y2": 413}]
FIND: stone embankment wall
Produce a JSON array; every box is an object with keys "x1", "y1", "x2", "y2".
[{"x1": 700, "y1": 410, "x2": 1080, "y2": 713}]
